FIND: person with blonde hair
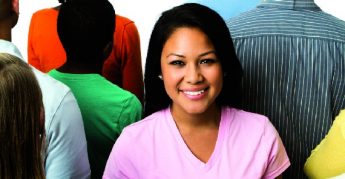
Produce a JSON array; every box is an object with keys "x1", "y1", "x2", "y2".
[{"x1": 0, "y1": 53, "x2": 45, "y2": 179}]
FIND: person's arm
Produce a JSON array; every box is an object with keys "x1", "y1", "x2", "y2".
[
  {"x1": 118, "y1": 94, "x2": 142, "y2": 133},
  {"x1": 45, "y1": 91, "x2": 91, "y2": 179},
  {"x1": 121, "y1": 21, "x2": 144, "y2": 103},
  {"x1": 262, "y1": 119, "x2": 290, "y2": 179}
]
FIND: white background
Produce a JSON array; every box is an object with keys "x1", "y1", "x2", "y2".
[{"x1": 13, "y1": 0, "x2": 345, "y2": 68}]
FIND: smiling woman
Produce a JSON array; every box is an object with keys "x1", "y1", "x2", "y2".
[
  {"x1": 160, "y1": 27, "x2": 223, "y2": 117},
  {"x1": 103, "y1": 3, "x2": 290, "y2": 179}
]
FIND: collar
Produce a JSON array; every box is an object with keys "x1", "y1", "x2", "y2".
[
  {"x1": 260, "y1": 0, "x2": 321, "y2": 10},
  {"x1": 0, "y1": 39, "x2": 23, "y2": 59}
]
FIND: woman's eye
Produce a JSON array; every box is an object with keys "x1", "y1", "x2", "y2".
[
  {"x1": 200, "y1": 59, "x2": 217, "y2": 64},
  {"x1": 169, "y1": 60, "x2": 184, "y2": 66}
]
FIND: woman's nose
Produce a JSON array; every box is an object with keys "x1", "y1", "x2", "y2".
[{"x1": 185, "y1": 64, "x2": 203, "y2": 84}]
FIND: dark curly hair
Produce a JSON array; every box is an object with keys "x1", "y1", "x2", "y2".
[{"x1": 57, "y1": 0, "x2": 115, "y2": 61}]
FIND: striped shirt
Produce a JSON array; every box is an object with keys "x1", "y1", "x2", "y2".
[{"x1": 227, "y1": 0, "x2": 345, "y2": 178}]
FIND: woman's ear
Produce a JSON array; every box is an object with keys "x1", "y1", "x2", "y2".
[{"x1": 8, "y1": 0, "x2": 19, "y2": 28}]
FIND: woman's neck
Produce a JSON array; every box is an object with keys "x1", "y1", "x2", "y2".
[
  {"x1": 171, "y1": 104, "x2": 221, "y2": 163},
  {"x1": 171, "y1": 104, "x2": 221, "y2": 130}
]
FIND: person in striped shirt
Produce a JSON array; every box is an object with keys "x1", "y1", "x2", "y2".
[{"x1": 227, "y1": 0, "x2": 345, "y2": 178}]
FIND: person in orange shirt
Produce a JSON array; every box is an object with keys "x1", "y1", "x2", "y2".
[{"x1": 28, "y1": 1, "x2": 144, "y2": 103}]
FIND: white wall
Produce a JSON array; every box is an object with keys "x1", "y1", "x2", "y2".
[
  {"x1": 12, "y1": 0, "x2": 345, "y2": 67},
  {"x1": 315, "y1": 0, "x2": 345, "y2": 21},
  {"x1": 12, "y1": 1, "x2": 59, "y2": 62},
  {"x1": 111, "y1": 1, "x2": 185, "y2": 69}
]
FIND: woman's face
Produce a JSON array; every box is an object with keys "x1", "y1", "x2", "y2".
[{"x1": 160, "y1": 27, "x2": 223, "y2": 116}]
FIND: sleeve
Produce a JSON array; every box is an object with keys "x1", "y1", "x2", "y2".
[
  {"x1": 28, "y1": 12, "x2": 41, "y2": 70},
  {"x1": 45, "y1": 91, "x2": 91, "y2": 179},
  {"x1": 117, "y1": 94, "x2": 142, "y2": 134},
  {"x1": 102, "y1": 138, "x2": 131, "y2": 179},
  {"x1": 262, "y1": 121, "x2": 291, "y2": 179},
  {"x1": 121, "y1": 22, "x2": 144, "y2": 103},
  {"x1": 102, "y1": 93, "x2": 142, "y2": 179},
  {"x1": 304, "y1": 110, "x2": 345, "y2": 179}
]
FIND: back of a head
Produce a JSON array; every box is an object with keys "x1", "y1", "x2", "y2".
[
  {"x1": 0, "y1": 0, "x2": 18, "y2": 29},
  {"x1": 0, "y1": 53, "x2": 44, "y2": 179},
  {"x1": 0, "y1": 0, "x2": 11, "y2": 19},
  {"x1": 57, "y1": 0, "x2": 115, "y2": 60},
  {"x1": 144, "y1": 3, "x2": 243, "y2": 116}
]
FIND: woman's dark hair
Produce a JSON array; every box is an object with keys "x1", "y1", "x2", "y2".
[
  {"x1": 57, "y1": 0, "x2": 115, "y2": 60},
  {"x1": 0, "y1": 53, "x2": 45, "y2": 179},
  {"x1": 144, "y1": 3, "x2": 243, "y2": 117}
]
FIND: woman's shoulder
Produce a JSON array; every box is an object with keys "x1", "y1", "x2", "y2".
[
  {"x1": 224, "y1": 107, "x2": 290, "y2": 175},
  {"x1": 120, "y1": 109, "x2": 168, "y2": 138},
  {"x1": 224, "y1": 107, "x2": 270, "y2": 127},
  {"x1": 223, "y1": 107, "x2": 280, "y2": 141},
  {"x1": 113, "y1": 108, "x2": 171, "y2": 160}
]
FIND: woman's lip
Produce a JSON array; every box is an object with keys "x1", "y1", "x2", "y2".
[{"x1": 180, "y1": 87, "x2": 209, "y2": 100}]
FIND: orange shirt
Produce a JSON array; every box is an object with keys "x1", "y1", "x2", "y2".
[{"x1": 28, "y1": 8, "x2": 144, "y2": 102}]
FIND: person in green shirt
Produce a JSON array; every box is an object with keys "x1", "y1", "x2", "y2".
[{"x1": 48, "y1": 0, "x2": 142, "y2": 178}]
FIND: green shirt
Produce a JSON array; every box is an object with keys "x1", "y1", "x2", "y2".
[{"x1": 49, "y1": 70, "x2": 142, "y2": 179}]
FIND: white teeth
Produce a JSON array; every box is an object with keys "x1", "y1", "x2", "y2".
[{"x1": 183, "y1": 90, "x2": 205, "y2": 96}]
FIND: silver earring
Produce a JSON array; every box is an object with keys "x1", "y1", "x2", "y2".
[{"x1": 158, "y1": 75, "x2": 163, "y2": 80}]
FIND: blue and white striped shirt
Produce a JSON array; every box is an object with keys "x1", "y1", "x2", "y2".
[{"x1": 227, "y1": 0, "x2": 345, "y2": 178}]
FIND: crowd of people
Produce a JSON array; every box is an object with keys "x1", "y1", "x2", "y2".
[{"x1": 0, "y1": 0, "x2": 344, "y2": 178}]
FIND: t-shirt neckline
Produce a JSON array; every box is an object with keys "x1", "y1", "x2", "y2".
[{"x1": 164, "y1": 106, "x2": 231, "y2": 172}]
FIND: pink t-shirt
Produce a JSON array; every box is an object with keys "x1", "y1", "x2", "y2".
[{"x1": 103, "y1": 107, "x2": 290, "y2": 179}]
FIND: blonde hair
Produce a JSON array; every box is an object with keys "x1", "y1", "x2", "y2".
[{"x1": 0, "y1": 53, "x2": 45, "y2": 179}]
